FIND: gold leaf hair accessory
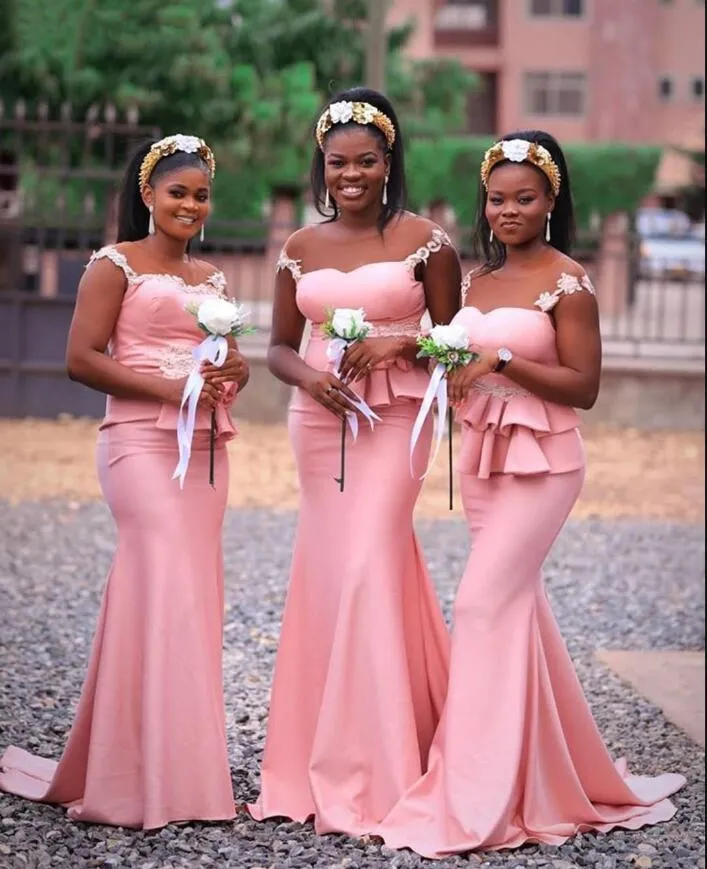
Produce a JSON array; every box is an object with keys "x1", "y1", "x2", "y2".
[
  {"x1": 315, "y1": 101, "x2": 396, "y2": 150},
  {"x1": 138, "y1": 134, "x2": 216, "y2": 193},
  {"x1": 480, "y1": 138, "x2": 561, "y2": 196}
]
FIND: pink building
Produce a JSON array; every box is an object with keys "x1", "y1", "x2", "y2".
[{"x1": 388, "y1": 0, "x2": 705, "y2": 145}]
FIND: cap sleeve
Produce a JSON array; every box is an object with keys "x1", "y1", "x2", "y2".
[{"x1": 87, "y1": 245, "x2": 137, "y2": 281}]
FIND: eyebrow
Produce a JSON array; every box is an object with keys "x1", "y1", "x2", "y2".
[
  {"x1": 326, "y1": 151, "x2": 379, "y2": 159},
  {"x1": 489, "y1": 187, "x2": 539, "y2": 194},
  {"x1": 167, "y1": 182, "x2": 209, "y2": 190}
]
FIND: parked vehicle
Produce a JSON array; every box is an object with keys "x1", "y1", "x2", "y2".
[{"x1": 636, "y1": 208, "x2": 705, "y2": 279}]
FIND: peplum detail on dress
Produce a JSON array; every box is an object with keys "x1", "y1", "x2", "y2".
[
  {"x1": 291, "y1": 346, "x2": 431, "y2": 412},
  {"x1": 353, "y1": 356, "x2": 429, "y2": 409},
  {"x1": 457, "y1": 378, "x2": 584, "y2": 479}
]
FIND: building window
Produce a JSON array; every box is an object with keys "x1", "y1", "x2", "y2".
[
  {"x1": 436, "y1": 0, "x2": 497, "y2": 29},
  {"x1": 691, "y1": 77, "x2": 705, "y2": 100},
  {"x1": 658, "y1": 76, "x2": 674, "y2": 101},
  {"x1": 529, "y1": 0, "x2": 584, "y2": 16},
  {"x1": 525, "y1": 72, "x2": 586, "y2": 116}
]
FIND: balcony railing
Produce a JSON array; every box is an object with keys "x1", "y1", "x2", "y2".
[{"x1": 434, "y1": 2, "x2": 498, "y2": 47}]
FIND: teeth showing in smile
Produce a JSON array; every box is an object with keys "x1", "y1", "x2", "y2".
[
  {"x1": 176, "y1": 216, "x2": 196, "y2": 224},
  {"x1": 340, "y1": 187, "x2": 364, "y2": 196}
]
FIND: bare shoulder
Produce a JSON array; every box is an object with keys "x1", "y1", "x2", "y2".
[
  {"x1": 550, "y1": 252, "x2": 587, "y2": 280},
  {"x1": 392, "y1": 212, "x2": 452, "y2": 248},
  {"x1": 189, "y1": 256, "x2": 224, "y2": 282},
  {"x1": 461, "y1": 266, "x2": 494, "y2": 294},
  {"x1": 282, "y1": 224, "x2": 323, "y2": 260}
]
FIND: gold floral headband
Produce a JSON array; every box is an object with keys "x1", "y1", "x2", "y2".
[
  {"x1": 480, "y1": 139, "x2": 561, "y2": 196},
  {"x1": 315, "y1": 101, "x2": 396, "y2": 150},
  {"x1": 138, "y1": 134, "x2": 216, "y2": 193}
]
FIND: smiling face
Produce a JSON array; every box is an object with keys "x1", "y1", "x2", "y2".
[
  {"x1": 485, "y1": 161, "x2": 554, "y2": 247},
  {"x1": 323, "y1": 126, "x2": 390, "y2": 214},
  {"x1": 142, "y1": 165, "x2": 211, "y2": 242}
]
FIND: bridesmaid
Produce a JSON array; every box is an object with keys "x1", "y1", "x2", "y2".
[
  {"x1": 0, "y1": 135, "x2": 249, "y2": 829},
  {"x1": 248, "y1": 87, "x2": 460, "y2": 835},
  {"x1": 375, "y1": 130, "x2": 686, "y2": 857}
]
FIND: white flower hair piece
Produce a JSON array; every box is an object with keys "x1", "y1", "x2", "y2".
[
  {"x1": 316, "y1": 101, "x2": 396, "y2": 150},
  {"x1": 480, "y1": 138, "x2": 561, "y2": 195},
  {"x1": 139, "y1": 134, "x2": 216, "y2": 192}
]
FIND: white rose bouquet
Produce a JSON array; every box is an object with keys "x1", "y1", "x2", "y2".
[
  {"x1": 172, "y1": 297, "x2": 255, "y2": 489},
  {"x1": 322, "y1": 306, "x2": 370, "y2": 345},
  {"x1": 416, "y1": 324, "x2": 478, "y2": 371},
  {"x1": 190, "y1": 297, "x2": 255, "y2": 340},
  {"x1": 322, "y1": 307, "x2": 380, "y2": 492},
  {"x1": 410, "y1": 323, "x2": 479, "y2": 510}
]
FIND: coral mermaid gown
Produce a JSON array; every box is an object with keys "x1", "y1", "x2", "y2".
[
  {"x1": 375, "y1": 273, "x2": 686, "y2": 857},
  {"x1": 249, "y1": 229, "x2": 453, "y2": 836},
  {"x1": 0, "y1": 246, "x2": 239, "y2": 829}
]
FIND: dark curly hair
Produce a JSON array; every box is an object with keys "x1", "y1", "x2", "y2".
[
  {"x1": 310, "y1": 86, "x2": 407, "y2": 231},
  {"x1": 472, "y1": 129, "x2": 576, "y2": 273}
]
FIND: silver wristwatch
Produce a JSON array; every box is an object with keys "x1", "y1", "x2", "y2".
[{"x1": 493, "y1": 347, "x2": 513, "y2": 373}]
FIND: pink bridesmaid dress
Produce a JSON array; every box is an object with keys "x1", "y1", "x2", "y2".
[
  {"x1": 376, "y1": 272, "x2": 686, "y2": 858},
  {"x1": 249, "y1": 229, "x2": 452, "y2": 836},
  {"x1": 0, "y1": 245, "x2": 238, "y2": 829}
]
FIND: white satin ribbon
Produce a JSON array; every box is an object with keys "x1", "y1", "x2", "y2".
[
  {"x1": 326, "y1": 338, "x2": 381, "y2": 437},
  {"x1": 172, "y1": 334, "x2": 228, "y2": 489},
  {"x1": 409, "y1": 362, "x2": 448, "y2": 479}
]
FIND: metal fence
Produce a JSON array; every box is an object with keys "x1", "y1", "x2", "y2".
[{"x1": 0, "y1": 101, "x2": 704, "y2": 419}]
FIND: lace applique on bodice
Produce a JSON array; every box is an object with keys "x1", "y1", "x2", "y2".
[
  {"x1": 460, "y1": 269, "x2": 477, "y2": 306},
  {"x1": 534, "y1": 273, "x2": 596, "y2": 312},
  {"x1": 402, "y1": 227, "x2": 452, "y2": 274},
  {"x1": 88, "y1": 245, "x2": 138, "y2": 281},
  {"x1": 88, "y1": 245, "x2": 227, "y2": 298},
  {"x1": 276, "y1": 250, "x2": 304, "y2": 282},
  {"x1": 153, "y1": 345, "x2": 196, "y2": 379}
]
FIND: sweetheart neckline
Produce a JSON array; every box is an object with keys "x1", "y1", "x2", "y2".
[
  {"x1": 297, "y1": 260, "x2": 418, "y2": 281},
  {"x1": 463, "y1": 305, "x2": 552, "y2": 318}
]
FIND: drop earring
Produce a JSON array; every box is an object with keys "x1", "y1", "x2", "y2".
[
  {"x1": 489, "y1": 228, "x2": 494, "y2": 244},
  {"x1": 200, "y1": 223, "x2": 205, "y2": 243},
  {"x1": 382, "y1": 176, "x2": 389, "y2": 206},
  {"x1": 325, "y1": 188, "x2": 331, "y2": 210},
  {"x1": 148, "y1": 206, "x2": 155, "y2": 236},
  {"x1": 545, "y1": 213, "x2": 551, "y2": 242}
]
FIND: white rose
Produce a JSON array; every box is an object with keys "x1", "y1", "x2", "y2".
[
  {"x1": 428, "y1": 323, "x2": 469, "y2": 350},
  {"x1": 197, "y1": 298, "x2": 240, "y2": 336},
  {"x1": 171, "y1": 134, "x2": 202, "y2": 154},
  {"x1": 331, "y1": 307, "x2": 367, "y2": 339},
  {"x1": 501, "y1": 139, "x2": 531, "y2": 163},
  {"x1": 329, "y1": 101, "x2": 354, "y2": 125}
]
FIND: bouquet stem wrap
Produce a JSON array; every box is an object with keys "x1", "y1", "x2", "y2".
[
  {"x1": 172, "y1": 334, "x2": 228, "y2": 488},
  {"x1": 409, "y1": 361, "x2": 448, "y2": 479},
  {"x1": 326, "y1": 337, "x2": 382, "y2": 438}
]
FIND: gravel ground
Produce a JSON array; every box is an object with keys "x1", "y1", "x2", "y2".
[{"x1": 0, "y1": 502, "x2": 704, "y2": 869}]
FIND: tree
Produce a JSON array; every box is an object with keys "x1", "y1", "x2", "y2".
[{"x1": 1, "y1": 0, "x2": 478, "y2": 215}]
